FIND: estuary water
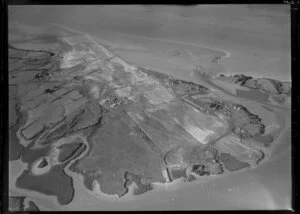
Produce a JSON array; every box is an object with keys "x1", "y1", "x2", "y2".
[{"x1": 9, "y1": 5, "x2": 291, "y2": 81}]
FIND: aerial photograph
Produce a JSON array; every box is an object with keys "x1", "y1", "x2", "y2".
[{"x1": 8, "y1": 5, "x2": 291, "y2": 210}]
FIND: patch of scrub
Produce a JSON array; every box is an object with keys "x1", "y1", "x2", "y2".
[
  {"x1": 9, "y1": 93, "x2": 28, "y2": 160},
  {"x1": 9, "y1": 124, "x2": 25, "y2": 161},
  {"x1": 124, "y1": 172, "x2": 154, "y2": 195},
  {"x1": 9, "y1": 196, "x2": 25, "y2": 211},
  {"x1": 253, "y1": 134, "x2": 274, "y2": 147},
  {"x1": 211, "y1": 79, "x2": 245, "y2": 95},
  {"x1": 169, "y1": 168, "x2": 187, "y2": 180},
  {"x1": 70, "y1": 111, "x2": 166, "y2": 197},
  {"x1": 25, "y1": 200, "x2": 40, "y2": 211},
  {"x1": 57, "y1": 141, "x2": 85, "y2": 163},
  {"x1": 219, "y1": 153, "x2": 250, "y2": 172},
  {"x1": 269, "y1": 94, "x2": 291, "y2": 108},
  {"x1": 236, "y1": 88, "x2": 269, "y2": 102}
]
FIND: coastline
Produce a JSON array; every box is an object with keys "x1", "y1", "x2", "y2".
[
  {"x1": 9, "y1": 133, "x2": 91, "y2": 210},
  {"x1": 9, "y1": 22, "x2": 291, "y2": 210},
  {"x1": 112, "y1": 31, "x2": 231, "y2": 60}
]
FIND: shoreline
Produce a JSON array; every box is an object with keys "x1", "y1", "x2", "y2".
[
  {"x1": 9, "y1": 160, "x2": 59, "y2": 211},
  {"x1": 11, "y1": 148, "x2": 274, "y2": 211},
  {"x1": 48, "y1": 22, "x2": 230, "y2": 63},
  {"x1": 48, "y1": 22, "x2": 291, "y2": 85},
  {"x1": 9, "y1": 22, "x2": 291, "y2": 210},
  {"x1": 12, "y1": 132, "x2": 261, "y2": 210},
  {"x1": 111, "y1": 31, "x2": 231, "y2": 60},
  {"x1": 9, "y1": 133, "x2": 91, "y2": 209}
]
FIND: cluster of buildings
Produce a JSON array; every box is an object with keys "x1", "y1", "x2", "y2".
[{"x1": 99, "y1": 96, "x2": 126, "y2": 109}]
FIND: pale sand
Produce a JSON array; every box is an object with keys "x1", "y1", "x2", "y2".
[{"x1": 31, "y1": 157, "x2": 51, "y2": 175}]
